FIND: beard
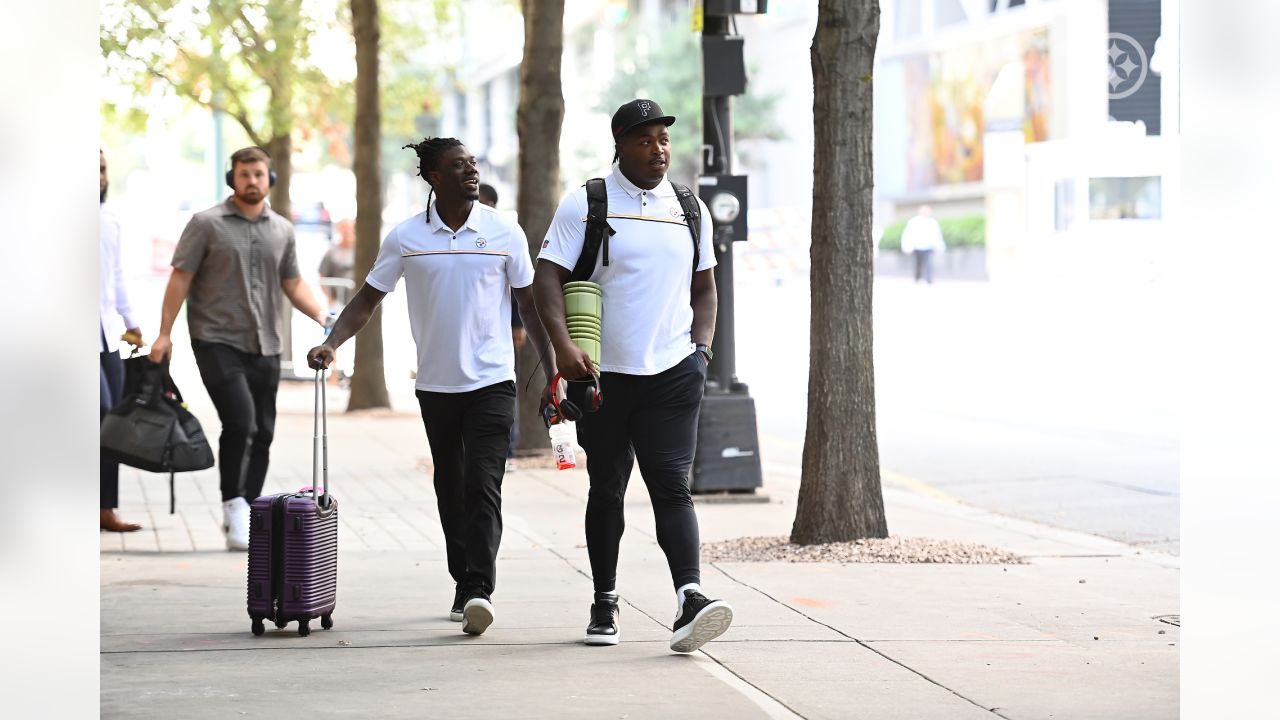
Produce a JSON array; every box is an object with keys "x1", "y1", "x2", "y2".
[
  {"x1": 100, "y1": 181, "x2": 108, "y2": 204},
  {"x1": 236, "y1": 186, "x2": 265, "y2": 204}
]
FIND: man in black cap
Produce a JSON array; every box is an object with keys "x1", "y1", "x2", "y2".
[{"x1": 532, "y1": 99, "x2": 734, "y2": 653}]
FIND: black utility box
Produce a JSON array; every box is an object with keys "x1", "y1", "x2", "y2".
[
  {"x1": 691, "y1": 392, "x2": 764, "y2": 493},
  {"x1": 702, "y1": 35, "x2": 746, "y2": 97}
]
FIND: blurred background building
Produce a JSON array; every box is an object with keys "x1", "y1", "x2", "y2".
[{"x1": 874, "y1": 0, "x2": 1177, "y2": 283}]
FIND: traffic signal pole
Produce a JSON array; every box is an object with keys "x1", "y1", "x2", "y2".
[{"x1": 690, "y1": 4, "x2": 764, "y2": 494}]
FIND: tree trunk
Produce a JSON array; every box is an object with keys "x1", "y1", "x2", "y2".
[
  {"x1": 347, "y1": 0, "x2": 390, "y2": 410},
  {"x1": 790, "y1": 0, "x2": 886, "y2": 545},
  {"x1": 514, "y1": 0, "x2": 565, "y2": 452},
  {"x1": 265, "y1": 133, "x2": 293, "y2": 229}
]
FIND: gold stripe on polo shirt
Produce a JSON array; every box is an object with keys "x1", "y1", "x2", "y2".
[
  {"x1": 577, "y1": 213, "x2": 690, "y2": 227},
  {"x1": 401, "y1": 250, "x2": 511, "y2": 257}
]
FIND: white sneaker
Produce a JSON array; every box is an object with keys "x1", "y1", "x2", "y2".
[
  {"x1": 223, "y1": 497, "x2": 250, "y2": 551},
  {"x1": 462, "y1": 597, "x2": 495, "y2": 636}
]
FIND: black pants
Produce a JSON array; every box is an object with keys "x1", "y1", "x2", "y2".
[
  {"x1": 191, "y1": 340, "x2": 281, "y2": 503},
  {"x1": 572, "y1": 351, "x2": 707, "y2": 593},
  {"x1": 913, "y1": 249, "x2": 935, "y2": 284},
  {"x1": 100, "y1": 347, "x2": 125, "y2": 510},
  {"x1": 417, "y1": 380, "x2": 516, "y2": 598}
]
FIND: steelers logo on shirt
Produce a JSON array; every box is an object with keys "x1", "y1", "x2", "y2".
[
  {"x1": 670, "y1": 206, "x2": 683, "y2": 219},
  {"x1": 475, "y1": 237, "x2": 487, "y2": 248}
]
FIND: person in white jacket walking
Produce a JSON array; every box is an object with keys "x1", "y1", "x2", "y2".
[
  {"x1": 901, "y1": 205, "x2": 946, "y2": 284},
  {"x1": 100, "y1": 150, "x2": 143, "y2": 533}
]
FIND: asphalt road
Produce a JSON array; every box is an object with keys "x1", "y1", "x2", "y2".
[{"x1": 733, "y1": 262, "x2": 1179, "y2": 555}]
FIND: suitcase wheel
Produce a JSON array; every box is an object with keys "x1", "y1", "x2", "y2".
[
  {"x1": 251, "y1": 618, "x2": 265, "y2": 637},
  {"x1": 274, "y1": 619, "x2": 288, "y2": 630},
  {"x1": 298, "y1": 619, "x2": 311, "y2": 637},
  {"x1": 321, "y1": 614, "x2": 333, "y2": 630}
]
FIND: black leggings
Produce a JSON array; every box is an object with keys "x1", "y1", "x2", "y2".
[
  {"x1": 572, "y1": 351, "x2": 708, "y2": 593},
  {"x1": 192, "y1": 340, "x2": 281, "y2": 502},
  {"x1": 417, "y1": 381, "x2": 516, "y2": 598}
]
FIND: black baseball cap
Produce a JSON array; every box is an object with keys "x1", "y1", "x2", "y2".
[{"x1": 611, "y1": 99, "x2": 676, "y2": 140}]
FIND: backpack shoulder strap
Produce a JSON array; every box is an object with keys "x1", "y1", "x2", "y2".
[
  {"x1": 571, "y1": 178, "x2": 614, "y2": 282},
  {"x1": 670, "y1": 182, "x2": 702, "y2": 276}
]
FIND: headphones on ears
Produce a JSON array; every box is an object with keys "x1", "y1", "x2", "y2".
[
  {"x1": 542, "y1": 373, "x2": 603, "y2": 426},
  {"x1": 225, "y1": 147, "x2": 278, "y2": 190}
]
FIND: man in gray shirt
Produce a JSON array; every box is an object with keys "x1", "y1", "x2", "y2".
[{"x1": 150, "y1": 146, "x2": 327, "y2": 550}]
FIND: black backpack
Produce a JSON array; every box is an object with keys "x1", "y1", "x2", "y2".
[{"x1": 569, "y1": 177, "x2": 703, "y2": 282}]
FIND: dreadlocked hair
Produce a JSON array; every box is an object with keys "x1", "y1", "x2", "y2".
[{"x1": 403, "y1": 137, "x2": 463, "y2": 209}]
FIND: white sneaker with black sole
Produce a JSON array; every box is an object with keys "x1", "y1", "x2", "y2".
[
  {"x1": 462, "y1": 597, "x2": 494, "y2": 635},
  {"x1": 669, "y1": 591, "x2": 733, "y2": 653}
]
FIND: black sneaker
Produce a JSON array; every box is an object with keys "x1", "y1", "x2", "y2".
[
  {"x1": 669, "y1": 591, "x2": 733, "y2": 653},
  {"x1": 449, "y1": 585, "x2": 465, "y2": 622},
  {"x1": 462, "y1": 595, "x2": 494, "y2": 636},
  {"x1": 584, "y1": 592, "x2": 620, "y2": 646}
]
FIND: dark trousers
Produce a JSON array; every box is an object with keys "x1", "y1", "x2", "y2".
[
  {"x1": 913, "y1": 249, "x2": 935, "y2": 284},
  {"x1": 417, "y1": 380, "x2": 516, "y2": 598},
  {"x1": 191, "y1": 340, "x2": 281, "y2": 502},
  {"x1": 100, "y1": 347, "x2": 125, "y2": 509},
  {"x1": 572, "y1": 351, "x2": 707, "y2": 593}
]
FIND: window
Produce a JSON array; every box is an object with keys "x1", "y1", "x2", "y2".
[
  {"x1": 1088, "y1": 176, "x2": 1162, "y2": 220},
  {"x1": 895, "y1": 0, "x2": 923, "y2": 40},
  {"x1": 1054, "y1": 178, "x2": 1075, "y2": 232},
  {"x1": 935, "y1": 0, "x2": 968, "y2": 28}
]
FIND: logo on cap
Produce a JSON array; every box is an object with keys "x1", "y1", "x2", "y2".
[{"x1": 638, "y1": 101, "x2": 651, "y2": 117}]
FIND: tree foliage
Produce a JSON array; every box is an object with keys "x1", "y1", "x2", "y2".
[
  {"x1": 101, "y1": 0, "x2": 346, "y2": 218},
  {"x1": 597, "y1": 11, "x2": 784, "y2": 182}
]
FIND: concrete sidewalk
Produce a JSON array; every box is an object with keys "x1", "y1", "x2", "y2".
[{"x1": 101, "y1": 381, "x2": 1179, "y2": 719}]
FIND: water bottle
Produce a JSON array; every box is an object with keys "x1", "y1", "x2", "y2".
[{"x1": 548, "y1": 421, "x2": 577, "y2": 471}]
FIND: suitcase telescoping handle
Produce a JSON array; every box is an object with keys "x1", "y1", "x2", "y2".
[{"x1": 312, "y1": 369, "x2": 330, "y2": 508}]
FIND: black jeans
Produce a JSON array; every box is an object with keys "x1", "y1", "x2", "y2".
[
  {"x1": 417, "y1": 380, "x2": 516, "y2": 598},
  {"x1": 100, "y1": 347, "x2": 125, "y2": 509},
  {"x1": 191, "y1": 340, "x2": 281, "y2": 502},
  {"x1": 571, "y1": 351, "x2": 707, "y2": 593}
]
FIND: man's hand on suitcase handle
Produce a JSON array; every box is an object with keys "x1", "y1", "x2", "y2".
[{"x1": 307, "y1": 344, "x2": 336, "y2": 370}]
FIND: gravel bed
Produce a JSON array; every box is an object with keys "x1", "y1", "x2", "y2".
[{"x1": 701, "y1": 535, "x2": 1026, "y2": 565}]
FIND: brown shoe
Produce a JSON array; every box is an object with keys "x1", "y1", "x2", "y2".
[{"x1": 100, "y1": 509, "x2": 142, "y2": 533}]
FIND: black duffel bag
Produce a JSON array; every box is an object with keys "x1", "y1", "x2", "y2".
[{"x1": 101, "y1": 356, "x2": 214, "y2": 513}]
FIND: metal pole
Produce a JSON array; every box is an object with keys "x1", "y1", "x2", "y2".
[
  {"x1": 702, "y1": 16, "x2": 739, "y2": 393},
  {"x1": 691, "y1": 9, "x2": 763, "y2": 494}
]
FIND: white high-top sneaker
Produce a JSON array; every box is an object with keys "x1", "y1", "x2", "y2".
[{"x1": 222, "y1": 497, "x2": 250, "y2": 551}]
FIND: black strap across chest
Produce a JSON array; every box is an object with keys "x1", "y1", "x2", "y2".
[{"x1": 569, "y1": 178, "x2": 702, "y2": 283}]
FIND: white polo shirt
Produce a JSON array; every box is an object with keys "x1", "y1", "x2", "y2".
[
  {"x1": 366, "y1": 202, "x2": 534, "y2": 393},
  {"x1": 539, "y1": 165, "x2": 715, "y2": 375}
]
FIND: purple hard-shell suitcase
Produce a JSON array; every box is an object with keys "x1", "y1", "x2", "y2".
[{"x1": 247, "y1": 371, "x2": 338, "y2": 637}]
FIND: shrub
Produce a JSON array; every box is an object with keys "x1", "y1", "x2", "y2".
[{"x1": 879, "y1": 215, "x2": 985, "y2": 251}]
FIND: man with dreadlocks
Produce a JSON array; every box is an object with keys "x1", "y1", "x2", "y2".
[{"x1": 308, "y1": 137, "x2": 554, "y2": 637}]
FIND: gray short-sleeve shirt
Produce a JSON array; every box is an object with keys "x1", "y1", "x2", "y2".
[{"x1": 172, "y1": 198, "x2": 299, "y2": 355}]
